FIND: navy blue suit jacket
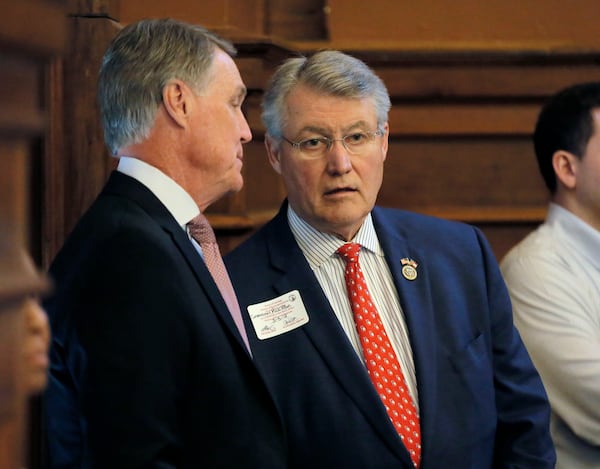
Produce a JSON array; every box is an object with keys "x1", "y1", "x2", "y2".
[
  {"x1": 44, "y1": 171, "x2": 286, "y2": 468},
  {"x1": 225, "y1": 201, "x2": 555, "y2": 469}
]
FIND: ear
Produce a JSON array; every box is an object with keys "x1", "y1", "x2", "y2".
[
  {"x1": 380, "y1": 122, "x2": 389, "y2": 161},
  {"x1": 265, "y1": 134, "x2": 283, "y2": 175},
  {"x1": 162, "y1": 79, "x2": 190, "y2": 128},
  {"x1": 552, "y1": 150, "x2": 578, "y2": 190}
]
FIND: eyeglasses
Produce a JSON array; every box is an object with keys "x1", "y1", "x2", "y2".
[{"x1": 281, "y1": 129, "x2": 384, "y2": 159}]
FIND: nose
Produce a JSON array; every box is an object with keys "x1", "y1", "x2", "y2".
[
  {"x1": 325, "y1": 139, "x2": 352, "y2": 175},
  {"x1": 240, "y1": 113, "x2": 252, "y2": 144}
]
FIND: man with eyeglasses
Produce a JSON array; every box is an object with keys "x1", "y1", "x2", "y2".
[{"x1": 225, "y1": 50, "x2": 555, "y2": 468}]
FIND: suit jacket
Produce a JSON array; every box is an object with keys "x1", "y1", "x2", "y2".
[
  {"x1": 225, "y1": 201, "x2": 555, "y2": 469},
  {"x1": 43, "y1": 171, "x2": 286, "y2": 468}
]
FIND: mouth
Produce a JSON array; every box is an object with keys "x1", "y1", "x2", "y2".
[{"x1": 324, "y1": 187, "x2": 357, "y2": 196}]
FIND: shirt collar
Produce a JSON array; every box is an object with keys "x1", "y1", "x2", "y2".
[
  {"x1": 547, "y1": 203, "x2": 600, "y2": 271},
  {"x1": 117, "y1": 156, "x2": 199, "y2": 229},
  {"x1": 287, "y1": 204, "x2": 384, "y2": 270}
]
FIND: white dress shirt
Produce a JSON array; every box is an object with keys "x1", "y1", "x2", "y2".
[
  {"x1": 118, "y1": 156, "x2": 198, "y2": 227},
  {"x1": 501, "y1": 203, "x2": 600, "y2": 469},
  {"x1": 117, "y1": 157, "x2": 201, "y2": 253},
  {"x1": 288, "y1": 206, "x2": 419, "y2": 408}
]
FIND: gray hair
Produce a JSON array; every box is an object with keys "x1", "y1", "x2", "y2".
[
  {"x1": 98, "y1": 18, "x2": 236, "y2": 155},
  {"x1": 261, "y1": 50, "x2": 391, "y2": 139}
]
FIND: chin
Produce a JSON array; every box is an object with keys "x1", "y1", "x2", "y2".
[
  {"x1": 233, "y1": 177, "x2": 244, "y2": 192},
  {"x1": 327, "y1": 204, "x2": 364, "y2": 219},
  {"x1": 226, "y1": 179, "x2": 244, "y2": 195}
]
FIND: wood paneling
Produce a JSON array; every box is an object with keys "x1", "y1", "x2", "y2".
[
  {"x1": 67, "y1": 0, "x2": 119, "y2": 18},
  {"x1": 44, "y1": 16, "x2": 119, "y2": 265},
  {"x1": 267, "y1": 0, "x2": 327, "y2": 40},
  {"x1": 376, "y1": 63, "x2": 600, "y2": 98},
  {"x1": 379, "y1": 139, "x2": 548, "y2": 211},
  {"x1": 43, "y1": 0, "x2": 600, "y2": 265},
  {"x1": 119, "y1": 0, "x2": 267, "y2": 37},
  {"x1": 389, "y1": 104, "x2": 539, "y2": 136},
  {"x1": 0, "y1": 2, "x2": 66, "y2": 468},
  {"x1": 0, "y1": 0, "x2": 66, "y2": 55},
  {"x1": 0, "y1": 300, "x2": 25, "y2": 469},
  {"x1": 62, "y1": 17, "x2": 119, "y2": 235},
  {"x1": 43, "y1": 59, "x2": 66, "y2": 270},
  {"x1": 326, "y1": 0, "x2": 600, "y2": 48}
]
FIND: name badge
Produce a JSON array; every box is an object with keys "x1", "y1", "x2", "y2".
[{"x1": 247, "y1": 290, "x2": 309, "y2": 340}]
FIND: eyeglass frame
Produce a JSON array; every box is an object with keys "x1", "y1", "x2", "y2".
[{"x1": 279, "y1": 128, "x2": 385, "y2": 158}]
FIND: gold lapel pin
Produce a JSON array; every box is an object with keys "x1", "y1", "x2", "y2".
[{"x1": 400, "y1": 258, "x2": 418, "y2": 281}]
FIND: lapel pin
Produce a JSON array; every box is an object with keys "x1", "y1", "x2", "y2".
[{"x1": 400, "y1": 258, "x2": 418, "y2": 281}]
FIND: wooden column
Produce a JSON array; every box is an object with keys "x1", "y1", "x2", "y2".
[
  {"x1": 43, "y1": 1, "x2": 121, "y2": 267},
  {"x1": 0, "y1": 1, "x2": 67, "y2": 468}
]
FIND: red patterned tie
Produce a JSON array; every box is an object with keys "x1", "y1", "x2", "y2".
[
  {"x1": 188, "y1": 213, "x2": 251, "y2": 353},
  {"x1": 337, "y1": 243, "x2": 421, "y2": 468}
]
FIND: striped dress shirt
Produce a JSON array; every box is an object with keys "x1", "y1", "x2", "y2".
[{"x1": 288, "y1": 207, "x2": 419, "y2": 409}]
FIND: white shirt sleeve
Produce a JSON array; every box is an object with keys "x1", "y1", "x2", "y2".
[{"x1": 501, "y1": 249, "x2": 600, "y2": 446}]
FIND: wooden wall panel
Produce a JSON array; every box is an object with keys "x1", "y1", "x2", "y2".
[
  {"x1": 267, "y1": 0, "x2": 327, "y2": 40},
  {"x1": 62, "y1": 18, "x2": 119, "y2": 236},
  {"x1": 376, "y1": 63, "x2": 600, "y2": 98},
  {"x1": 119, "y1": 0, "x2": 267, "y2": 36},
  {"x1": 43, "y1": 59, "x2": 66, "y2": 270},
  {"x1": 379, "y1": 139, "x2": 548, "y2": 212},
  {"x1": 0, "y1": 298, "x2": 26, "y2": 469},
  {"x1": 0, "y1": 2, "x2": 66, "y2": 468},
  {"x1": 390, "y1": 103, "x2": 539, "y2": 136},
  {"x1": 45, "y1": 0, "x2": 600, "y2": 266},
  {"x1": 44, "y1": 16, "x2": 119, "y2": 266},
  {"x1": 241, "y1": 141, "x2": 286, "y2": 213},
  {"x1": 0, "y1": 1, "x2": 66, "y2": 56},
  {"x1": 67, "y1": 0, "x2": 119, "y2": 18},
  {"x1": 326, "y1": 0, "x2": 600, "y2": 48}
]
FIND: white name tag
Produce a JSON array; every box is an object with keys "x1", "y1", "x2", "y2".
[{"x1": 247, "y1": 290, "x2": 309, "y2": 340}]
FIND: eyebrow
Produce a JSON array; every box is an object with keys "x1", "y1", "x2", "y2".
[{"x1": 297, "y1": 120, "x2": 373, "y2": 136}]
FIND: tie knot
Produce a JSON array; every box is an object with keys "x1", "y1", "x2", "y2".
[
  {"x1": 337, "y1": 242, "x2": 361, "y2": 263},
  {"x1": 188, "y1": 213, "x2": 216, "y2": 245}
]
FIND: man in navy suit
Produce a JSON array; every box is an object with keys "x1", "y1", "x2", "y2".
[
  {"x1": 225, "y1": 50, "x2": 555, "y2": 468},
  {"x1": 43, "y1": 19, "x2": 285, "y2": 468}
]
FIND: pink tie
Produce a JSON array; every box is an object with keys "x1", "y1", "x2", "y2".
[
  {"x1": 337, "y1": 243, "x2": 421, "y2": 468},
  {"x1": 188, "y1": 213, "x2": 251, "y2": 354}
]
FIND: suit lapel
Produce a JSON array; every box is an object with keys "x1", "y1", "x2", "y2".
[
  {"x1": 372, "y1": 207, "x2": 438, "y2": 460},
  {"x1": 102, "y1": 171, "x2": 251, "y2": 357},
  {"x1": 264, "y1": 206, "x2": 411, "y2": 461}
]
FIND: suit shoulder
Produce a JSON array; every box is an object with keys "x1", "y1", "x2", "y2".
[
  {"x1": 225, "y1": 218, "x2": 275, "y2": 264},
  {"x1": 374, "y1": 206, "x2": 479, "y2": 239},
  {"x1": 49, "y1": 192, "x2": 179, "y2": 283}
]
